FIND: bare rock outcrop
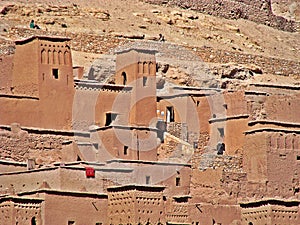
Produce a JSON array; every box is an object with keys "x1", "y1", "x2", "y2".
[
  {"x1": 212, "y1": 63, "x2": 263, "y2": 80},
  {"x1": 86, "y1": 55, "x2": 116, "y2": 82},
  {"x1": 145, "y1": 0, "x2": 297, "y2": 32}
]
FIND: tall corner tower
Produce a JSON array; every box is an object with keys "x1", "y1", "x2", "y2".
[{"x1": 115, "y1": 49, "x2": 157, "y2": 127}]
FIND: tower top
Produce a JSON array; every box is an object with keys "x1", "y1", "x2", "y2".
[
  {"x1": 15, "y1": 35, "x2": 71, "y2": 45},
  {"x1": 116, "y1": 48, "x2": 157, "y2": 55}
]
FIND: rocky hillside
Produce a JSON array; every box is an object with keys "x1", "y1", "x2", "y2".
[
  {"x1": 145, "y1": 0, "x2": 299, "y2": 32},
  {"x1": 0, "y1": 0, "x2": 299, "y2": 87},
  {"x1": 272, "y1": 0, "x2": 300, "y2": 22}
]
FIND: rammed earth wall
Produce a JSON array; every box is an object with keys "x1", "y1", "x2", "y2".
[{"x1": 0, "y1": 128, "x2": 73, "y2": 163}]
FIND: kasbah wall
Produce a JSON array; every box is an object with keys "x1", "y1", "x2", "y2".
[{"x1": 0, "y1": 32, "x2": 299, "y2": 224}]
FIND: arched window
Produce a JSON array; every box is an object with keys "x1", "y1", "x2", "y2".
[
  {"x1": 64, "y1": 51, "x2": 70, "y2": 65},
  {"x1": 143, "y1": 62, "x2": 148, "y2": 75},
  {"x1": 58, "y1": 51, "x2": 63, "y2": 65},
  {"x1": 121, "y1": 72, "x2": 127, "y2": 85},
  {"x1": 138, "y1": 62, "x2": 143, "y2": 74},
  {"x1": 149, "y1": 62, "x2": 155, "y2": 75},
  {"x1": 41, "y1": 49, "x2": 46, "y2": 64},
  {"x1": 47, "y1": 50, "x2": 52, "y2": 64},
  {"x1": 53, "y1": 50, "x2": 57, "y2": 65}
]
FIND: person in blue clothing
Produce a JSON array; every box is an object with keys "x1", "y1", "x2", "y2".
[
  {"x1": 30, "y1": 20, "x2": 40, "y2": 29},
  {"x1": 30, "y1": 20, "x2": 35, "y2": 28}
]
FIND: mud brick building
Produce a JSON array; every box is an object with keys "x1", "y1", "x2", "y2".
[{"x1": 0, "y1": 35, "x2": 299, "y2": 225}]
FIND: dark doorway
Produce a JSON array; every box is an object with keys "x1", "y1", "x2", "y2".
[
  {"x1": 31, "y1": 217, "x2": 36, "y2": 225},
  {"x1": 166, "y1": 106, "x2": 174, "y2": 122},
  {"x1": 105, "y1": 113, "x2": 118, "y2": 126}
]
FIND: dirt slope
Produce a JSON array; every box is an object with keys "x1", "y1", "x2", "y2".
[{"x1": 0, "y1": 0, "x2": 299, "y2": 83}]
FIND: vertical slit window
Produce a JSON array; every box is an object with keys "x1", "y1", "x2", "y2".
[
  {"x1": 121, "y1": 72, "x2": 127, "y2": 85},
  {"x1": 218, "y1": 128, "x2": 224, "y2": 138},
  {"x1": 41, "y1": 49, "x2": 46, "y2": 64},
  {"x1": 58, "y1": 51, "x2": 62, "y2": 65},
  {"x1": 146, "y1": 175, "x2": 150, "y2": 184},
  {"x1": 47, "y1": 50, "x2": 51, "y2": 64},
  {"x1": 124, "y1": 146, "x2": 128, "y2": 155},
  {"x1": 53, "y1": 50, "x2": 57, "y2": 64},
  {"x1": 143, "y1": 76, "x2": 147, "y2": 87}
]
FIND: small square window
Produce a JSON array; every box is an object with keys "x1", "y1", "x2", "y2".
[
  {"x1": 176, "y1": 177, "x2": 181, "y2": 186},
  {"x1": 52, "y1": 68, "x2": 59, "y2": 79}
]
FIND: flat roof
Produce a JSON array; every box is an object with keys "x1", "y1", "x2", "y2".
[
  {"x1": 0, "y1": 163, "x2": 133, "y2": 176},
  {"x1": 60, "y1": 165, "x2": 133, "y2": 173},
  {"x1": 173, "y1": 195, "x2": 192, "y2": 199},
  {"x1": 115, "y1": 48, "x2": 157, "y2": 55},
  {"x1": 157, "y1": 86, "x2": 221, "y2": 98},
  {"x1": 18, "y1": 188, "x2": 108, "y2": 198},
  {"x1": 107, "y1": 184, "x2": 165, "y2": 192},
  {"x1": 172, "y1": 86, "x2": 222, "y2": 92},
  {"x1": 0, "y1": 93, "x2": 39, "y2": 100},
  {"x1": 0, "y1": 159, "x2": 27, "y2": 167},
  {"x1": 0, "y1": 166, "x2": 59, "y2": 176},
  {"x1": 249, "y1": 83, "x2": 300, "y2": 90},
  {"x1": 245, "y1": 128, "x2": 300, "y2": 135},
  {"x1": 244, "y1": 90, "x2": 268, "y2": 96},
  {"x1": 240, "y1": 198, "x2": 300, "y2": 208},
  {"x1": 74, "y1": 79, "x2": 132, "y2": 92},
  {"x1": 209, "y1": 114, "x2": 249, "y2": 123},
  {"x1": 53, "y1": 161, "x2": 105, "y2": 167},
  {"x1": 0, "y1": 195, "x2": 44, "y2": 204},
  {"x1": 106, "y1": 159, "x2": 191, "y2": 167},
  {"x1": 248, "y1": 120, "x2": 300, "y2": 128},
  {"x1": 90, "y1": 124, "x2": 158, "y2": 132},
  {"x1": 15, "y1": 35, "x2": 71, "y2": 45},
  {"x1": 167, "y1": 222, "x2": 191, "y2": 225},
  {"x1": 0, "y1": 124, "x2": 90, "y2": 137}
]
